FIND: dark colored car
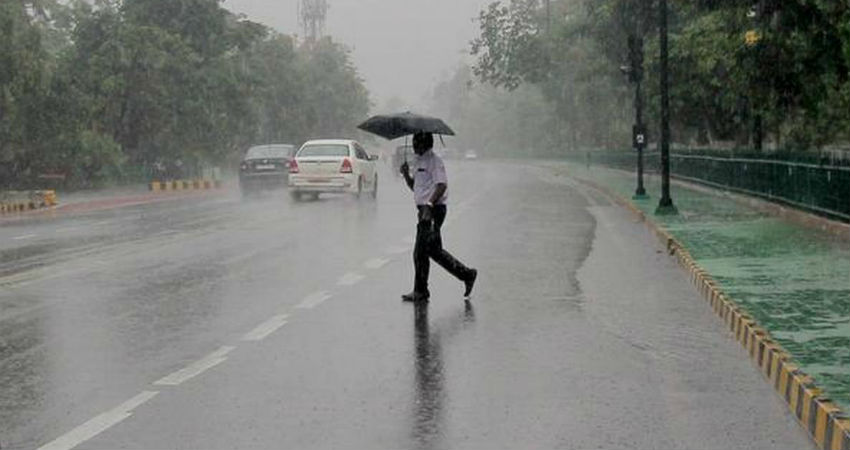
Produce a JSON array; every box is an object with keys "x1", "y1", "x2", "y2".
[{"x1": 238, "y1": 144, "x2": 296, "y2": 195}]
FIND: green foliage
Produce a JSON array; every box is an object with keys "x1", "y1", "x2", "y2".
[
  {"x1": 469, "y1": 0, "x2": 850, "y2": 153},
  {"x1": 470, "y1": 0, "x2": 551, "y2": 90},
  {"x1": 0, "y1": 0, "x2": 49, "y2": 166},
  {"x1": 466, "y1": 0, "x2": 631, "y2": 152},
  {"x1": 0, "y1": 0, "x2": 371, "y2": 189}
]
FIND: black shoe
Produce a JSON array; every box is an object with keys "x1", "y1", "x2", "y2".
[
  {"x1": 402, "y1": 291, "x2": 430, "y2": 302},
  {"x1": 464, "y1": 269, "x2": 477, "y2": 297}
]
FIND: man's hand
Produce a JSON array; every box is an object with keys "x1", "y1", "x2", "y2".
[
  {"x1": 419, "y1": 204, "x2": 433, "y2": 223},
  {"x1": 400, "y1": 162, "x2": 414, "y2": 191}
]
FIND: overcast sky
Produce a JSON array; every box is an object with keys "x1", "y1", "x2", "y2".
[{"x1": 222, "y1": 0, "x2": 490, "y2": 110}]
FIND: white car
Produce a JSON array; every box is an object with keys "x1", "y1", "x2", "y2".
[{"x1": 288, "y1": 139, "x2": 378, "y2": 200}]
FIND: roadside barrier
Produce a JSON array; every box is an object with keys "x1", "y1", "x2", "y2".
[
  {"x1": 575, "y1": 150, "x2": 850, "y2": 223},
  {"x1": 577, "y1": 177, "x2": 850, "y2": 450},
  {"x1": 0, "y1": 190, "x2": 57, "y2": 215},
  {"x1": 148, "y1": 179, "x2": 223, "y2": 192}
]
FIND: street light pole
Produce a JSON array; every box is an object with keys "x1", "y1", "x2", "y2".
[
  {"x1": 655, "y1": 0, "x2": 677, "y2": 215},
  {"x1": 628, "y1": 35, "x2": 648, "y2": 200},
  {"x1": 634, "y1": 77, "x2": 648, "y2": 199}
]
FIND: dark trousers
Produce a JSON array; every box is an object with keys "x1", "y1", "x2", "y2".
[{"x1": 414, "y1": 204, "x2": 471, "y2": 295}]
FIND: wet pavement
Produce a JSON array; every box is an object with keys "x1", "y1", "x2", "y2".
[
  {"x1": 557, "y1": 161, "x2": 850, "y2": 411},
  {"x1": 1, "y1": 161, "x2": 814, "y2": 449}
]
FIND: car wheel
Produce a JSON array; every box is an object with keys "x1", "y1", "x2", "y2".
[
  {"x1": 290, "y1": 191, "x2": 301, "y2": 202},
  {"x1": 355, "y1": 177, "x2": 363, "y2": 199},
  {"x1": 370, "y1": 175, "x2": 378, "y2": 199}
]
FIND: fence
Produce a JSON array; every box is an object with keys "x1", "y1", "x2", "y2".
[{"x1": 579, "y1": 149, "x2": 850, "y2": 222}]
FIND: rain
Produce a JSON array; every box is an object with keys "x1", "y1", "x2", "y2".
[{"x1": 1, "y1": 1, "x2": 848, "y2": 449}]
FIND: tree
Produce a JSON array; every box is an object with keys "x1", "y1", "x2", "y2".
[
  {"x1": 2, "y1": 0, "x2": 372, "y2": 189},
  {"x1": 470, "y1": 0, "x2": 850, "y2": 152}
]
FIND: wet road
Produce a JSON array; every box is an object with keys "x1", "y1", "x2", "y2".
[{"x1": 1, "y1": 161, "x2": 813, "y2": 449}]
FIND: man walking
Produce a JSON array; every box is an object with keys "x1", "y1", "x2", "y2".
[{"x1": 400, "y1": 132, "x2": 477, "y2": 303}]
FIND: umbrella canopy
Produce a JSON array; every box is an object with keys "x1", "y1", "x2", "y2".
[{"x1": 357, "y1": 112, "x2": 455, "y2": 140}]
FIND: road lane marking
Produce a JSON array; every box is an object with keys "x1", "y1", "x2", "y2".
[
  {"x1": 295, "y1": 291, "x2": 332, "y2": 309},
  {"x1": 364, "y1": 257, "x2": 389, "y2": 269},
  {"x1": 153, "y1": 346, "x2": 235, "y2": 386},
  {"x1": 12, "y1": 234, "x2": 37, "y2": 240},
  {"x1": 337, "y1": 272, "x2": 364, "y2": 286},
  {"x1": 37, "y1": 391, "x2": 158, "y2": 450},
  {"x1": 241, "y1": 314, "x2": 290, "y2": 341},
  {"x1": 385, "y1": 246, "x2": 408, "y2": 255}
]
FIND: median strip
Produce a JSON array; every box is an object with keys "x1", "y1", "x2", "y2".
[
  {"x1": 148, "y1": 179, "x2": 223, "y2": 192},
  {"x1": 569, "y1": 167, "x2": 850, "y2": 450}
]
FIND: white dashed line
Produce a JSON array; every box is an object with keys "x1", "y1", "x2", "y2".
[
  {"x1": 241, "y1": 314, "x2": 289, "y2": 341},
  {"x1": 385, "y1": 246, "x2": 409, "y2": 255},
  {"x1": 295, "y1": 291, "x2": 332, "y2": 309},
  {"x1": 364, "y1": 258, "x2": 389, "y2": 270},
  {"x1": 12, "y1": 234, "x2": 37, "y2": 241},
  {"x1": 37, "y1": 391, "x2": 159, "y2": 450},
  {"x1": 153, "y1": 346, "x2": 235, "y2": 386},
  {"x1": 337, "y1": 272, "x2": 364, "y2": 286}
]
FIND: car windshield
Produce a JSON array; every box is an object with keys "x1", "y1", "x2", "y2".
[
  {"x1": 298, "y1": 144, "x2": 350, "y2": 157},
  {"x1": 245, "y1": 146, "x2": 293, "y2": 159}
]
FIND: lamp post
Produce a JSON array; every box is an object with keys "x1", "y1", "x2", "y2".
[
  {"x1": 655, "y1": 0, "x2": 677, "y2": 215},
  {"x1": 623, "y1": 35, "x2": 649, "y2": 200}
]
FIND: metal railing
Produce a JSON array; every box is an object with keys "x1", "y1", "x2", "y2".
[{"x1": 579, "y1": 150, "x2": 850, "y2": 222}]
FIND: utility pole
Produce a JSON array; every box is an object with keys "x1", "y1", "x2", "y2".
[
  {"x1": 628, "y1": 35, "x2": 648, "y2": 200},
  {"x1": 655, "y1": 0, "x2": 677, "y2": 215}
]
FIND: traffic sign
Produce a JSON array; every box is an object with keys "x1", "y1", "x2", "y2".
[{"x1": 633, "y1": 125, "x2": 646, "y2": 149}]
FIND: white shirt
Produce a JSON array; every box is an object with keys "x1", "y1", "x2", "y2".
[{"x1": 413, "y1": 150, "x2": 448, "y2": 206}]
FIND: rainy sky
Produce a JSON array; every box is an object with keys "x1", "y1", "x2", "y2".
[{"x1": 222, "y1": 0, "x2": 491, "y2": 109}]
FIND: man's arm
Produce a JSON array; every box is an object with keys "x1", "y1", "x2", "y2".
[
  {"x1": 428, "y1": 156, "x2": 448, "y2": 205},
  {"x1": 401, "y1": 162, "x2": 414, "y2": 191},
  {"x1": 429, "y1": 183, "x2": 447, "y2": 205}
]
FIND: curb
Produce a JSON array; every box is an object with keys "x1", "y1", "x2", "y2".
[
  {"x1": 0, "y1": 188, "x2": 227, "y2": 222},
  {"x1": 0, "y1": 190, "x2": 58, "y2": 216},
  {"x1": 576, "y1": 176, "x2": 850, "y2": 450},
  {"x1": 0, "y1": 201, "x2": 43, "y2": 214},
  {"x1": 149, "y1": 179, "x2": 223, "y2": 192}
]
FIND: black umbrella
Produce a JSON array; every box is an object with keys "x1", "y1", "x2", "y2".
[{"x1": 357, "y1": 112, "x2": 455, "y2": 140}]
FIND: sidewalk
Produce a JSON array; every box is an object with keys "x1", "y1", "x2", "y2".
[{"x1": 545, "y1": 161, "x2": 850, "y2": 412}]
